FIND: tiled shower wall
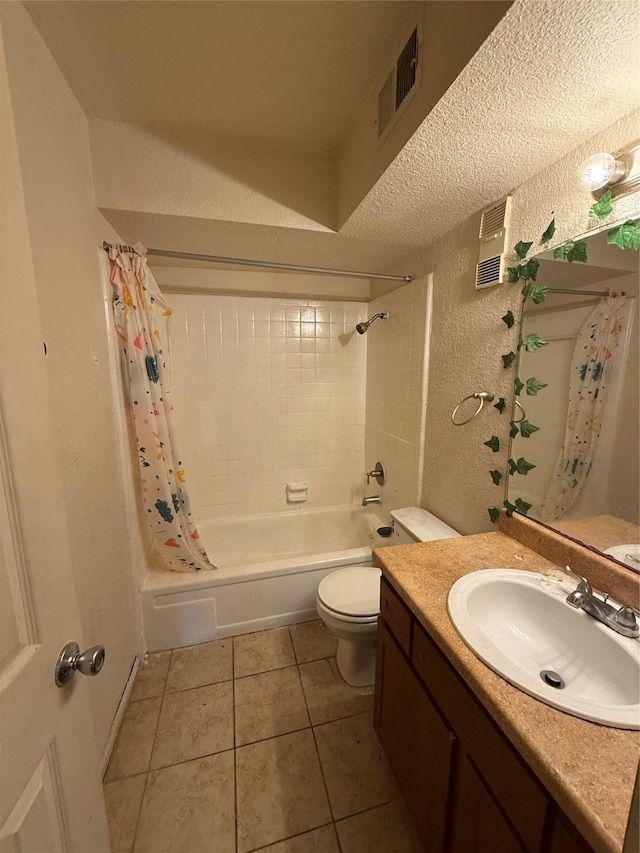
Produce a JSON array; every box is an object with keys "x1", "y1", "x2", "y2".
[
  {"x1": 168, "y1": 294, "x2": 368, "y2": 519},
  {"x1": 365, "y1": 278, "x2": 430, "y2": 514}
]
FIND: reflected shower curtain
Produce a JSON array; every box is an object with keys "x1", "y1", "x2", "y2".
[
  {"x1": 107, "y1": 245, "x2": 215, "y2": 572},
  {"x1": 541, "y1": 294, "x2": 630, "y2": 521}
]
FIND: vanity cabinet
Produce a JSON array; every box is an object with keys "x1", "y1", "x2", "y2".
[{"x1": 374, "y1": 578, "x2": 595, "y2": 853}]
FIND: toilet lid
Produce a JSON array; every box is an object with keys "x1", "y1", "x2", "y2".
[{"x1": 317, "y1": 567, "x2": 382, "y2": 618}]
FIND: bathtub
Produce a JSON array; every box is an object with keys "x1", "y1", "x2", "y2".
[{"x1": 141, "y1": 505, "x2": 392, "y2": 651}]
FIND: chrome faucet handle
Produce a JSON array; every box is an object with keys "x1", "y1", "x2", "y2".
[
  {"x1": 564, "y1": 566, "x2": 592, "y2": 595},
  {"x1": 615, "y1": 605, "x2": 640, "y2": 630}
]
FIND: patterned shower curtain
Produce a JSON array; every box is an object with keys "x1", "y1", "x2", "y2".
[
  {"x1": 541, "y1": 294, "x2": 631, "y2": 522},
  {"x1": 107, "y1": 245, "x2": 215, "y2": 572}
]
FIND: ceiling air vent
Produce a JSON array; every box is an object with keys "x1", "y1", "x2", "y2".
[
  {"x1": 475, "y1": 196, "x2": 513, "y2": 290},
  {"x1": 377, "y1": 25, "x2": 421, "y2": 143}
]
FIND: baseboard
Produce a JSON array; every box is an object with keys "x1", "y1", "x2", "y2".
[{"x1": 100, "y1": 656, "x2": 140, "y2": 779}]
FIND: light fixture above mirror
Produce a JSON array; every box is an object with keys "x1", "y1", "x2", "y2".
[{"x1": 578, "y1": 140, "x2": 640, "y2": 200}]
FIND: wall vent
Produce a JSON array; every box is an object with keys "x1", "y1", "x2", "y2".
[
  {"x1": 475, "y1": 196, "x2": 513, "y2": 290},
  {"x1": 377, "y1": 25, "x2": 420, "y2": 143}
]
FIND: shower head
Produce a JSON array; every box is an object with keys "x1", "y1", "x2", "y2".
[{"x1": 355, "y1": 311, "x2": 389, "y2": 334}]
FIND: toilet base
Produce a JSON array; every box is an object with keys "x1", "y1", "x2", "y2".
[{"x1": 336, "y1": 635, "x2": 377, "y2": 687}]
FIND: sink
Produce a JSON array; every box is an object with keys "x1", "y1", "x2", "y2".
[
  {"x1": 447, "y1": 569, "x2": 640, "y2": 729},
  {"x1": 603, "y1": 544, "x2": 640, "y2": 573}
]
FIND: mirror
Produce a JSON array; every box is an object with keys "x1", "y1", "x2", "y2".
[{"x1": 507, "y1": 226, "x2": 639, "y2": 571}]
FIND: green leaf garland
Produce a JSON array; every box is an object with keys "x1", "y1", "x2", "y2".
[
  {"x1": 515, "y1": 498, "x2": 533, "y2": 514},
  {"x1": 528, "y1": 286, "x2": 550, "y2": 304},
  {"x1": 518, "y1": 419, "x2": 539, "y2": 438},
  {"x1": 514, "y1": 240, "x2": 533, "y2": 259},
  {"x1": 525, "y1": 377, "x2": 548, "y2": 396},
  {"x1": 509, "y1": 421, "x2": 519, "y2": 439},
  {"x1": 490, "y1": 469, "x2": 503, "y2": 485},
  {"x1": 514, "y1": 377, "x2": 524, "y2": 396},
  {"x1": 554, "y1": 240, "x2": 588, "y2": 263},
  {"x1": 589, "y1": 190, "x2": 613, "y2": 220},
  {"x1": 508, "y1": 457, "x2": 536, "y2": 476},
  {"x1": 503, "y1": 500, "x2": 517, "y2": 518},
  {"x1": 488, "y1": 507, "x2": 500, "y2": 524},
  {"x1": 523, "y1": 333, "x2": 548, "y2": 352},
  {"x1": 502, "y1": 351, "x2": 516, "y2": 368},
  {"x1": 494, "y1": 397, "x2": 507, "y2": 414},
  {"x1": 607, "y1": 220, "x2": 640, "y2": 251},
  {"x1": 484, "y1": 436, "x2": 500, "y2": 453},
  {"x1": 502, "y1": 310, "x2": 515, "y2": 328},
  {"x1": 540, "y1": 218, "x2": 555, "y2": 243}
]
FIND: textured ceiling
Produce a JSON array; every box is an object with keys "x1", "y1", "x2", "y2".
[
  {"x1": 341, "y1": 0, "x2": 640, "y2": 255},
  {"x1": 31, "y1": 0, "x2": 640, "y2": 275},
  {"x1": 25, "y1": 0, "x2": 418, "y2": 151}
]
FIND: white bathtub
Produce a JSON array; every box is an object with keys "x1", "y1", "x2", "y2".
[{"x1": 141, "y1": 506, "x2": 393, "y2": 651}]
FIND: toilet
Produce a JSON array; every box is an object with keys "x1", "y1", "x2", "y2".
[{"x1": 316, "y1": 507, "x2": 460, "y2": 687}]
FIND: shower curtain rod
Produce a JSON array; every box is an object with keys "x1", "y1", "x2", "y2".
[
  {"x1": 102, "y1": 242, "x2": 413, "y2": 283},
  {"x1": 548, "y1": 287, "x2": 612, "y2": 297}
]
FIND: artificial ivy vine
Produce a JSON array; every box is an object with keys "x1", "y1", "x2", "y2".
[{"x1": 486, "y1": 189, "x2": 640, "y2": 524}]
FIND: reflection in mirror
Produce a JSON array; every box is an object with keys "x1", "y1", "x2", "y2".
[{"x1": 508, "y1": 227, "x2": 639, "y2": 571}]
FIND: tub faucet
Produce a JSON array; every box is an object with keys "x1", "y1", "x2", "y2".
[
  {"x1": 564, "y1": 566, "x2": 639, "y2": 639},
  {"x1": 362, "y1": 495, "x2": 382, "y2": 506}
]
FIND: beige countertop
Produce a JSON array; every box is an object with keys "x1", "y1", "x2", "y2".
[
  {"x1": 373, "y1": 530, "x2": 640, "y2": 853},
  {"x1": 552, "y1": 514, "x2": 640, "y2": 555}
]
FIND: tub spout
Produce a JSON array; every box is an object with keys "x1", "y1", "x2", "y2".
[{"x1": 362, "y1": 495, "x2": 382, "y2": 506}]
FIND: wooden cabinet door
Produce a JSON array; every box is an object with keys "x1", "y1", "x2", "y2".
[
  {"x1": 449, "y1": 752, "x2": 527, "y2": 853},
  {"x1": 375, "y1": 618, "x2": 456, "y2": 852},
  {"x1": 548, "y1": 814, "x2": 595, "y2": 853}
]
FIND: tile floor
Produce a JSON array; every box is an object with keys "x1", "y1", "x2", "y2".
[{"x1": 104, "y1": 621, "x2": 423, "y2": 853}]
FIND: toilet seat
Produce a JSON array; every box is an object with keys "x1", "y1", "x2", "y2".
[{"x1": 317, "y1": 566, "x2": 381, "y2": 620}]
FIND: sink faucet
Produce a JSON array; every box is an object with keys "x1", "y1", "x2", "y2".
[
  {"x1": 564, "y1": 566, "x2": 639, "y2": 639},
  {"x1": 362, "y1": 495, "x2": 382, "y2": 506}
]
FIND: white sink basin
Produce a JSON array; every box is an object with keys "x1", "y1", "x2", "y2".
[{"x1": 447, "y1": 569, "x2": 640, "y2": 729}]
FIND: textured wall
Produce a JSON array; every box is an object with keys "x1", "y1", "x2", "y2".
[
  {"x1": 1, "y1": 3, "x2": 137, "y2": 755},
  {"x1": 90, "y1": 119, "x2": 337, "y2": 231},
  {"x1": 364, "y1": 278, "x2": 430, "y2": 514},
  {"x1": 403, "y1": 110, "x2": 640, "y2": 536},
  {"x1": 168, "y1": 293, "x2": 367, "y2": 519}
]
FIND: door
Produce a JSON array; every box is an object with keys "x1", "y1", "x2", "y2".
[{"x1": 0, "y1": 32, "x2": 110, "y2": 852}]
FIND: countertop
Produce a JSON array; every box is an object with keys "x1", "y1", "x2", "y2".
[
  {"x1": 373, "y1": 530, "x2": 640, "y2": 853},
  {"x1": 552, "y1": 514, "x2": 640, "y2": 554}
]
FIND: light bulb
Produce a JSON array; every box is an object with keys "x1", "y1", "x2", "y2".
[{"x1": 578, "y1": 152, "x2": 626, "y2": 192}]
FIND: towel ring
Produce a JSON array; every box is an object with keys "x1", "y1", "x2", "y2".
[
  {"x1": 513, "y1": 400, "x2": 526, "y2": 423},
  {"x1": 451, "y1": 392, "x2": 495, "y2": 426}
]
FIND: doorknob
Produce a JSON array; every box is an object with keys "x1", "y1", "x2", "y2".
[{"x1": 54, "y1": 641, "x2": 105, "y2": 686}]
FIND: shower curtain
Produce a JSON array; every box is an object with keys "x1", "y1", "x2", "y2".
[
  {"x1": 107, "y1": 245, "x2": 215, "y2": 572},
  {"x1": 541, "y1": 294, "x2": 630, "y2": 522}
]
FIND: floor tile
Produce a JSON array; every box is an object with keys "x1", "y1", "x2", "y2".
[
  {"x1": 299, "y1": 658, "x2": 373, "y2": 725},
  {"x1": 289, "y1": 620, "x2": 337, "y2": 664},
  {"x1": 336, "y1": 799, "x2": 423, "y2": 852},
  {"x1": 134, "y1": 752, "x2": 235, "y2": 853},
  {"x1": 130, "y1": 652, "x2": 171, "y2": 702},
  {"x1": 165, "y1": 639, "x2": 232, "y2": 693},
  {"x1": 313, "y1": 711, "x2": 399, "y2": 819},
  {"x1": 236, "y1": 728, "x2": 331, "y2": 852},
  {"x1": 105, "y1": 697, "x2": 162, "y2": 782},
  {"x1": 254, "y1": 824, "x2": 340, "y2": 852},
  {"x1": 234, "y1": 626, "x2": 296, "y2": 678},
  {"x1": 150, "y1": 681, "x2": 233, "y2": 769},
  {"x1": 103, "y1": 774, "x2": 147, "y2": 853},
  {"x1": 235, "y1": 665, "x2": 310, "y2": 746}
]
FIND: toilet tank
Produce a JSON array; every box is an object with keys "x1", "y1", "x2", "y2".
[{"x1": 389, "y1": 507, "x2": 460, "y2": 544}]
